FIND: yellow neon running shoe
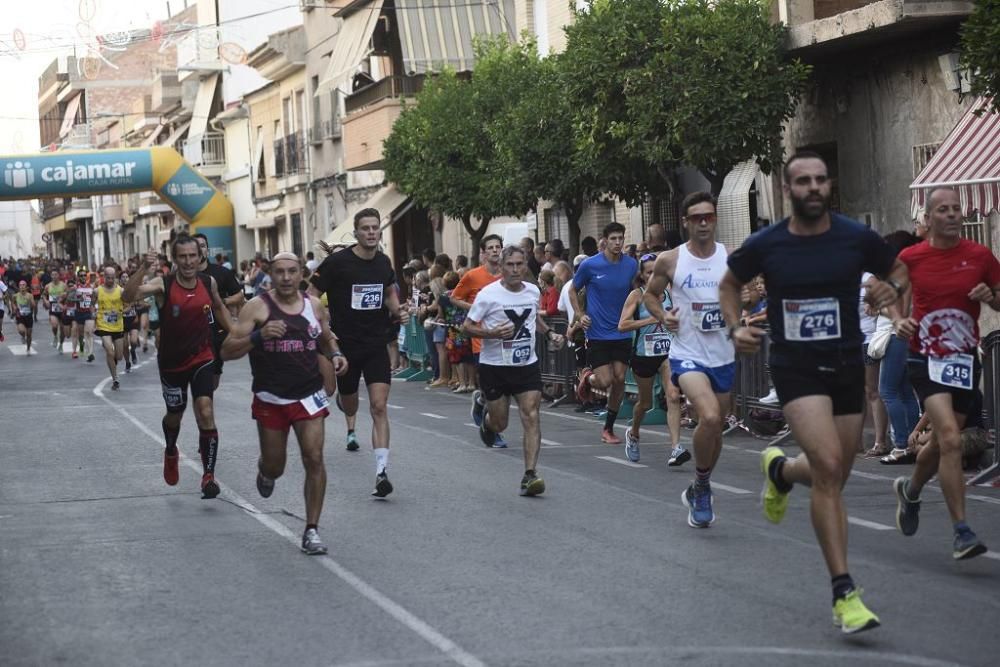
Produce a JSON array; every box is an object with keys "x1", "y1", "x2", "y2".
[
  {"x1": 833, "y1": 589, "x2": 881, "y2": 634},
  {"x1": 760, "y1": 447, "x2": 790, "y2": 524}
]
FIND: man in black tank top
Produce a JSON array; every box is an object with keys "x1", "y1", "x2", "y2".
[{"x1": 223, "y1": 253, "x2": 346, "y2": 555}]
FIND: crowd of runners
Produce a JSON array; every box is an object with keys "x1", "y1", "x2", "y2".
[{"x1": 2, "y1": 151, "x2": 996, "y2": 634}]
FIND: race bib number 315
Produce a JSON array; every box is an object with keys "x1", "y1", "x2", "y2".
[
  {"x1": 928, "y1": 353, "x2": 974, "y2": 390},
  {"x1": 351, "y1": 284, "x2": 383, "y2": 310},
  {"x1": 783, "y1": 297, "x2": 841, "y2": 341}
]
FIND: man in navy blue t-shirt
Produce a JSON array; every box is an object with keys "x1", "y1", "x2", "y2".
[
  {"x1": 569, "y1": 222, "x2": 638, "y2": 443},
  {"x1": 719, "y1": 151, "x2": 905, "y2": 634}
]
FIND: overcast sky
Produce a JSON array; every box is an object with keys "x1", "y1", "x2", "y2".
[{"x1": 0, "y1": 0, "x2": 175, "y2": 155}]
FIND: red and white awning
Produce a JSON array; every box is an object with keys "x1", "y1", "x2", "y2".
[{"x1": 911, "y1": 98, "x2": 1000, "y2": 218}]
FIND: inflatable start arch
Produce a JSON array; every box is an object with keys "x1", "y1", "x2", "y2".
[{"x1": 0, "y1": 146, "x2": 234, "y2": 256}]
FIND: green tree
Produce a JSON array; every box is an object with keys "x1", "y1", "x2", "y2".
[
  {"x1": 477, "y1": 37, "x2": 607, "y2": 254},
  {"x1": 960, "y1": 0, "x2": 1000, "y2": 113},
  {"x1": 383, "y1": 40, "x2": 536, "y2": 261},
  {"x1": 563, "y1": 0, "x2": 810, "y2": 196}
]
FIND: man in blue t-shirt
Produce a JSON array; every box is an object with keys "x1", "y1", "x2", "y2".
[{"x1": 569, "y1": 222, "x2": 638, "y2": 443}]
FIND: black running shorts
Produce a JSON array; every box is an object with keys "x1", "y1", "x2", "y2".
[
  {"x1": 338, "y1": 343, "x2": 392, "y2": 396},
  {"x1": 478, "y1": 362, "x2": 543, "y2": 401},
  {"x1": 159, "y1": 361, "x2": 215, "y2": 414},
  {"x1": 770, "y1": 362, "x2": 864, "y2": 416},
  {"x1": 630, "y1": 354, "x2": 667, "y2": 379},
  {"x1": 907, "y1": 352, "x2": 981, "y2": 416},
  {"x1": 587, "y1": 339, "x2": 632, "y2": 369},
  {"x1": 96, "y1": 330, "x2": 124, "y2": 341}
]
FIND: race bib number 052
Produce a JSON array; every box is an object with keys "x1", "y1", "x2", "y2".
[
  {"x1": 352, "y1": 284, "x2": 383, "y2": 310},
  {"x1": 783, "y1": 297, "x2": 841, "y2": 341},
  {"x1": 501, "y1": 340, "x2": 533, "y2": 366},
  {"x1": 928, "y1": 353, "x2": 974, "y2": 390}
]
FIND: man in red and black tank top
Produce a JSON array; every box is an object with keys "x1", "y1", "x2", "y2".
[
  {"x1": 890, "y1": 188, "x2": 1000, "y2": 561},
  {"x1": 223, "y1": 253, "x2": 346, "y2": 555},
  {"x1": 124, "y1": 235, "x2": 232, "y2": 500}
]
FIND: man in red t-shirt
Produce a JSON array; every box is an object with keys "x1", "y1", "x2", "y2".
[
  {"x1": 124, "y1": 235, "x2": 232, "y2": 499},
  {"x1": 891, "y1": 187, "x2": 1000, "y2": 561}
]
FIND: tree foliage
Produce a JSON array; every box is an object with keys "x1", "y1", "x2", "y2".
[
  {"x1": 383, "y1": 38, "x2": 536, "y2": 259},
  {"x1": 960, "y1": 0, "x2": 1000, "y2": 113},
  {"x1": 563, "y1": 0, "x2": 810, "y2": 196}
]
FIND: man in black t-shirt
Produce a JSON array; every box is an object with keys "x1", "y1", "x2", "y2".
[
  {"x1": 195, "y1": 234, "x2": 245, "y2": 389},
  {"x1": 309, "y1": 207, "x2": 406, "y2": 498},
  {"x1": 719, "y1": 152, "x2": 906, "y2": 635}
]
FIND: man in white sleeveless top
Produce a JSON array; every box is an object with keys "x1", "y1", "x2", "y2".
[{"x1": 645, "y1": 192, "x2": 735, "y2": 529}]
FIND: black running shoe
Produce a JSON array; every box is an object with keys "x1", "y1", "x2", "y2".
[
  {"x1": 256, "y1": 470, "x2": 274, "y2": 498},
  {"x1": 372, "y1": 472, "x2": 393, "y2": 498},
  {"x1": 201, "y1": 473, "x2": 220, "y2": 499},
  {"x1": 111, "y1": 380, "x2": 120, "y2": 391}
]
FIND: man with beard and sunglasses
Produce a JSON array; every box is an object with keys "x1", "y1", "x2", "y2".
[{"x1": 719, "y1": 151, "x2": 906, "y2": 634}]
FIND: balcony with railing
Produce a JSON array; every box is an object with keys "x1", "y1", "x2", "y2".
[
  {"x1": 782, "y1": 0, "x2": 975, "y2": 55},
  {"x1": 181, "y1": 131, "x2": 226, "y2": 178},
  {"x1": 308, "y1": 117, "x2": 342, "y2": 145},
  {"x1": 176, "y1": 29, "x2": 226, "y2": 75},
  {"x1": 274, "y1": 132, "x2": 309, "y2": 187},
  {"x1": 342, "y1": 75, "x2": 431, "y2": 171},
  {"x1": 345, "y1": 75, "x2": 426, "y2": 115}
]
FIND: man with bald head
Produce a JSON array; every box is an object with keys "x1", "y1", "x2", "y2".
[{"x1": 890, "y1": 186, "x2": 1000, "y2": 561}]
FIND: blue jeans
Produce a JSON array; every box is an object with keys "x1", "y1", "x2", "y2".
[
  {"x1": 878, "y1": 335, "x2": 920, "y2": 447},
  {"x1": 424, "y1": 327, "x2": 439, "y2": 379}
]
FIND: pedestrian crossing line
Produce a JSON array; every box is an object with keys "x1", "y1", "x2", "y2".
[
  {"x1": 596, "y1": 456, "x2": 647, "y2": 469},
  {"x1": 847, "y1": 517, "x2": 895, "y2": 531},
  {"x1": 983, "y1": 552, "x2": 1000, "y2": 562},
  {"x1": 710, "y1": 482, "x2": 753, "y2": 495},
  {"x1": 7, "y1": 344, "x2": 38, "y2": 355},
  {"x1": 421, "y1": 412, "x2": 447, "y2": 420}
]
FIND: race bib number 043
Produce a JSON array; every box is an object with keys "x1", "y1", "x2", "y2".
[
  {"x1": 352, "y1": 284, "x2": 383, "y2": 310},
  {"x1": 783, "y1": 297, "x2": 841, "y2": 341},
  {"x1": 928, "y1": 353, "x2": 974, "y2": 390},
  {"x1": 692, "y1": 302, "x2": 724, "y2": 332}
]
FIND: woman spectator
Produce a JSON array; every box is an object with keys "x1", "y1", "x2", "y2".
[
  {"x1": 441, "y1": 270, "x2": 474, "y2": 392},
  {"x1": 861, "y1": 272, "x2": 889, "y2": 456},
  {"x1": 877, "y1": 230, "x2": 922, "y2": 464},
  {"x1": 426, "y1": 260, "x2": 452, "y2": 388},
  {"x1": 538, "y1": 269, "x2": 559, "y2": 317}
]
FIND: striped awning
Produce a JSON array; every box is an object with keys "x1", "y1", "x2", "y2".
[
  {"x1": 316, "y1": 0, "x2": 386, "y2": 95},
  {"x1": 717, "y1": 160, "x2": 759, "y2": 249},
  {"x1": 911, "y1": 98, "x2": 1000, "y2": 217},
  {"x1": 395, "y1": 0, "x2": 516, "y2": 75}
]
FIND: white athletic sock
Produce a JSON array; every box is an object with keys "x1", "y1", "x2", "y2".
[{"x1": 374, "y1": 448, "x2": 389, "y2": 475}]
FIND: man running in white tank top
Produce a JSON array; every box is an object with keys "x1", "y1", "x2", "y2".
[{"x1": 644, "y1": 192, "x2": 735, "y2": 528}]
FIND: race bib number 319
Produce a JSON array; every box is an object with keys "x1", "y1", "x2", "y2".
[
  {"x1": 783, "y1": 297, "x2": 841, "y2": 341},
  {"x1": 351, "y1": 284, "x2": 383, "y2": 310}
]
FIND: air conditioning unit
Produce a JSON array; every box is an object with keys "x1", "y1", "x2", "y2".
[{"x1": 323, "y1": 119, "x2": 342, "y2": 140}]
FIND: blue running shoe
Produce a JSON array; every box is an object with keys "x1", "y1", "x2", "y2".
[
  {"x1": 493, "y1": 432, "x2": 508, "y2": 448},
  {"x1": 953, "y1": 529, "x2": 987, "y2": 561},
  {"x1": 682, "y1": 484, "x2": 714, "y2": 528},
  {"x1": 624, "y1": 429, "x2": 640, "y2": 463},
  {"x1": 471, "y1": 390, "x2": 486, "y2": 427}
]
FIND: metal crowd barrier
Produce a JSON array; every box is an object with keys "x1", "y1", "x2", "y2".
[
  {"x1": 396, "y1": 315, "x2": 434, "y2": 382},
  {"x1": 728, "y1": 329, "x2": 791, "y2": 445},
  {"x1": 535, "y1": 316, "x2": 579, "y2": 406},
  {"x1": 969, "y1": 330, "x2": 1000, "y2": 486}
]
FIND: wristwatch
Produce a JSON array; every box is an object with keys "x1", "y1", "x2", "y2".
[{"x1": 726, "y1": 324, "x2": 742, "y2": 340}]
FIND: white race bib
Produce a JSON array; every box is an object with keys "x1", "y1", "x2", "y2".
[
  {"x1": 642, "y1": 332, "x2": 671, "y2": 356},
  {"x1": 501, "y1": 339, "x2": 533, "y2": 366},
  {"x1": 50, "y1": 301, "x2": 62, "y2": 313},
  {"x1": 81, "y1": 297, "x2": 92, "y2": 309},
  {"x1": 692, "y1": 302, "x2": 724, "y2": 332},
  {"x1": 162, "y1": 386, "x2": 184, "y2": 408},
  {"x1": 783, "y1": 298, "x2": 841, "y2": 341},
  {"x1": 18, "y1": 304, "x2": 30, "y2": 316},
  {"x1": 352, "y1": 284, "x2": 383, "y2": 310},
  {"x1": 103, "y1": 311, "x2": 119, "y2": 324},
  {"x1": 65, "y1": 307, "x2": 76, "y2": 317},
  {"x1": 301, "y1": 390, "x2": 330, "y2": 416},
  {"x1": 928, "y1": 353, "x2": 974, "y2": 390}
]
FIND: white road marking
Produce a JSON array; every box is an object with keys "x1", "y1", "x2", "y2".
[
  {"x1": 710, "y1": 482, "x2": 752, "y2": 495},
  {"x1": 983, "y1": 552, "x2": 1000, "y2": 562},
  {"x1": 464, "y1": 423, "x2": 477, "y2": 428},
  {"x1": 541, "y1": 438, "x2": 561, "y2": 446},
  {"x1": 7, "y1": 344, "x2": 38, "y2": 355},
  {"x1": 851, "y1": 470, "x2": 888, "y2": 481},
  {"x1": 386, "y1": 403, "x2": 404, "y2": 409},
  {"x1": 420, "y1": 412, "x2": 447, "y2": 420},
  {"x1": 92, "y1": 374, "x2": 486, "y2": 667},
  {"x1": 847, "y1": 517, "x2": 895, "y2": 531},
  {"x1": 967, "y1": 493, "x2": 1000, "y2": 506},
  {"x1": 596, "y1": 456, "x2": 647, "y2": 469}
]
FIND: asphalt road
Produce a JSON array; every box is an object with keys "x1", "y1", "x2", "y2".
[{"x1": 2, "y1": 320, "x2": 999, "y2": 667}]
